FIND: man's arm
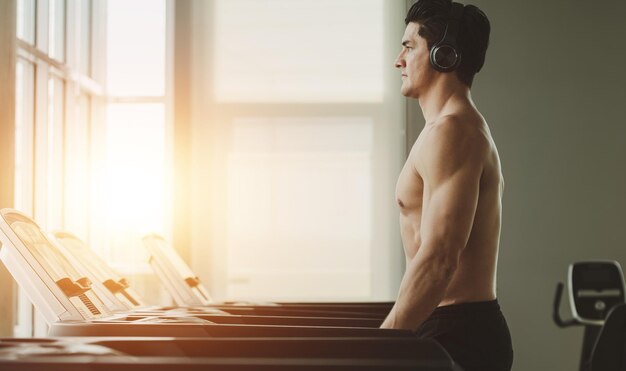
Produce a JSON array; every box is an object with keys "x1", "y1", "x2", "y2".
[{"x1": 381, "y1": 118, "x2": 487, "y2": 330}]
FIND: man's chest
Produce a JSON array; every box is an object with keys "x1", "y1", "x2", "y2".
[{"x1": 395, "y1": 139, "x2": 426, "y2": 213}]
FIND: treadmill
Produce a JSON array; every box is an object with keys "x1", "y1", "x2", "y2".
[
  {"x1": 0, "y1": 336, "x2": 461, "y2": 370},
  {"x1": 0, "y1": 208, "x2": 408, "y2": 337},
  {"x1": 0, "y1": 208, "x2": 461, "y2": 369},
  {"x1": 51, "y1": 231, "x2": 382, "y2": 328},
  {"x1": 142, "y1": 234, "x2": 393, "y2": 317}
]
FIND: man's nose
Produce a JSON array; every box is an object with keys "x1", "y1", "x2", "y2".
[{"x1": 394, "y1": 54, "x2": 404, "y2": 69}]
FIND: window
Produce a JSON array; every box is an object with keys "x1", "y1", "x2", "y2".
[
  {"x1": 10, "y1": 0, "x2": 107, "y2": 337},
  {"x1": 7, "y1": 0, "x2": 171, "y2": 336},
  {"x1": 213, "y1": 0, "x2": 383, "y2": 103},
  {"x1": 97, "y1": 0, "x2": 170, "y2": 282},
  {"x1": 189, "y1": 0, "x2": 406, "y2": 301},
  {"x1": 227, "y1": 117, "x2": 374, "y2": 298}
]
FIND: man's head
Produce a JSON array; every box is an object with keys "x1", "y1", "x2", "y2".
[{"x1": 395, "y1": 0, "x2": 490, "y2": 96}]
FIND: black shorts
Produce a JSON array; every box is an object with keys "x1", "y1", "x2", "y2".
[{"x1": 415, "y1": 300, "x2": 513, "y2": 371}]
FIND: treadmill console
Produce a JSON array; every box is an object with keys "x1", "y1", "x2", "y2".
[
  {"x1": 568, "y1": 261, "x2": 625, "y2": 325},
  {"x1": 143, "y1": 234, "x2": 213, "y2": 306}
]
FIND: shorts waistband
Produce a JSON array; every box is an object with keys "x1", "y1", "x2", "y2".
[{"x1": 428, "y1": 299, "x2": 501, "y2": 319}]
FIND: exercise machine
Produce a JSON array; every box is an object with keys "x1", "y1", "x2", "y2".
[
  {"x1": 142, "y1": 233, "x2": 392, "y2": 317},
  {"x1": 553, "y1": 261, "x2": 625, "y2": 371},
  {"x1": 0, "y1": 208, "x2": 405, "y2": 337},
  {"x1": 0, "y1": 336, "x2": 463, "y2": 370}
]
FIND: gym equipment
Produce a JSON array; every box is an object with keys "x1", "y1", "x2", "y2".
[
  {"x1": 553, "y1": 261, "x2": 626, "y2": 371},
  {"x1": 589, "y1": 303, "x2": 626, "y2": 371},
  {"x1": 0, "y1": 208, "x2": 406, "y2": 337},
  {"x1": 0, "y1": 336, "x2": 463, "y2": 370},
  {"x1": 142, "y1": 233, "x2": 392, "y2": 317},
  {"x1": 0, "y1": 207, "x2": 462, "y2": 369},
  {"x1": 52, "y1": 231, "x2": 384, "y2": 327}
]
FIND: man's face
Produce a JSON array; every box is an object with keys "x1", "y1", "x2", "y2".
[{"x1": 395, "y1": 22, "x2": 434, "y2": 98}]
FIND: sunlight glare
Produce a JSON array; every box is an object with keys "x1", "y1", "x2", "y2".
[{"x1": 105, "y1": 103, "x2": 166, "y2": 236}]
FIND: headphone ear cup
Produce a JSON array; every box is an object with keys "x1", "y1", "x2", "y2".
[
  {"x1": 429, "y1": 2, "x2": 464, "y2": 73},
  {"x1": 429, "y1": 43, "x2": 461, "y2": 72}
]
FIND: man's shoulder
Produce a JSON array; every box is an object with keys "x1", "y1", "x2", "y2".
[{"x1": 425, "y1": 113, "x2": 490, "y2": 158}]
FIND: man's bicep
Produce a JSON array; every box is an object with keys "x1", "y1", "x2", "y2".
[{"x1": 420, "y1": 169, "x2": 481, "y2": 254}]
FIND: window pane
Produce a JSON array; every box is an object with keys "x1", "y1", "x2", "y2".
[
  {"x1": 14, "y1": 60, "x2": 36, "y2": 338},
  {"x1": 214, "y1": 0, "x2": 384, "y2": 103},
  {"x1": 14, "y1": 60, "x2": 35, "y2": 214},
  {"x1": 106, "y1": 0, "x2": 165, "y2": 96},
  {"x1": 16, "y1": 0, "x2": 36, "y2": 44},
  {"x1": 79, "y1": 0, "x2": 92, "y2": 75},
  {"x1": 64, "y1": 94, "x2": 91, "y2": 239},
  {"x1": 227, "y1": 117, "x2": 373, "y2": 299},
  {"x1": 101, "y1": 103, "x2": 166, "y2": 267},
  {"x1": 47, "y1": 77, "x2": 65, "y2": 229},
  {"x1": 49, "y1": 0, "x2": 66, "y2": 61}
]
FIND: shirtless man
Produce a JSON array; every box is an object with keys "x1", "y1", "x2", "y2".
[{"x1": 380, "y1": 1, "x2": 513, "y2": 370}]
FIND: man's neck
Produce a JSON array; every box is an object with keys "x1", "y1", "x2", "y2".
[{"x1": 417, "y1": 77, "x2": 473, "y2": 125}]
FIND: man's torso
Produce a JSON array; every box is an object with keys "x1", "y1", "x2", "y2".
[{"x1": 396, "y1": 107, "x2": 503, "y2": 306}]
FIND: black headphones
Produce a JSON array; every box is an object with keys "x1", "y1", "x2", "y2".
[{"x1": 429, "y1": 2, "x2": 464, "y2": 72}]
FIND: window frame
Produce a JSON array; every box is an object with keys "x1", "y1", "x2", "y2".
[
  {"x1": 4, "y1": 0, "x2": 107, "y2": 337},
  {"x1": 0, "y1": 0, "x2": 18, "y2": 338}
]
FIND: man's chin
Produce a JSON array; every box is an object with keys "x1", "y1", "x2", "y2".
[{"x1": 400, "y1": 87, "x2": 414, "y2": 98}]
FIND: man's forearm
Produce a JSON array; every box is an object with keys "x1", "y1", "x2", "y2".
[{"x1": 381, "y1": 250, "x2": 457, "y2": 330}]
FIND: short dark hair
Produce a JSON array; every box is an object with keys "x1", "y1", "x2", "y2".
[{"x1": 405, "y1": 0, "x2": 490, "y2": 87}]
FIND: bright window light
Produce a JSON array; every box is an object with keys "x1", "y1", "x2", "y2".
[
  {"x1": 214, "y1": 0, "x2": 384, "y2": 103},
  {"x1": 106, "y1": 0, "x2": 166, "y2": 96},
  {"x1": 227, "y1": 117, "x2": 373, "y2": 299},
  {"x1": 46, "y1": 77, "x2": 64, "y2": 229},
  {"x1": 16, "y1": 0, "x2": 36, "y2": 43},
  {"x1": 64, "y1": 95, "x2": 91, "y2": 239},
  {"x1": 48, "y1": 0, "x2": 66, "y2": 61},
  {"x1": 101, "y1": 0, "x2": 168, "y2": 275},
  {"x1": 104, "y1": 103, "x2": 166, "y2": 236}
]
